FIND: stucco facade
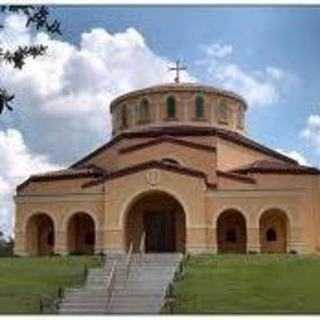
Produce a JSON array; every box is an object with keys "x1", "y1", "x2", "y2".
[{"x1": 14, "y1": 83, "x2": 320, "y2": 256}]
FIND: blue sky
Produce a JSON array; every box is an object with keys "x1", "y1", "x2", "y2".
[
  {"x1": 1, "y1": 6, "x2": 320, "y2": 234},
  {"x1": 52, "y1": 6, "x2": 320, "y2": 164}
]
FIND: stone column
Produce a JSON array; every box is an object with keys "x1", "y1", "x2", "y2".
[
  {"x1": 247, "y1": 227, "x2": 261, "y2": 253},
  {"x1": 104, "y1": 228, "x2": 125, "y2": 254},
  {"x1": 14, "y1": 230, "x2": 28, "y2": 256},
  {"x1": 94, "y1": 229, "x2": 105, "y2": 254},
  {"x1": 288, "y1": 226, "x2": 307, "y2": 254},
  {"x1": 186, "y1": 226, "x2": 212, "y2": 254},
  {"x1": 207, "y1": 226, "x2": 218, "y2": 254},
  {"x1": 54, "y1": 230, "x2": 68, "y2": 256}
]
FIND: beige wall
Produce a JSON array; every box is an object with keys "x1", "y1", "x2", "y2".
[
  {"x1": 111, "y1": 89, "x2": 246, "y2": 136},
  {"x1": 14, "y1": 132, "x2": 320, "y2": 256}
]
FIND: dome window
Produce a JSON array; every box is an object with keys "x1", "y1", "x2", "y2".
[
  {"x1": 166, "y1": 95, "x2": 176, "y2": 120},
  {"x1": 195, "y1": 95, "x2": 205, "y2": 120},
  {"x1": 138, "y1": 98, "x2": 150, "y2": 124},
  {"x1": 217, "y1": 99, "x2": 229, "y2": 125}
]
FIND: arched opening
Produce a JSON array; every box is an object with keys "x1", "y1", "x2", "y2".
[
  {"x1": 166, "y1": 96, "x2": 176, "y2": 119},
  {"x1": 195, "y1": 95, "x2": 205, "y2": 119},
  {"x1": 217, "y1": 209, "x2": 247, "y2": 253},
  {"x1": 260, "y1": 209, "x2": 288, "y2": 253},
  {"x1": 139, "y1": 98, "x2": 150, "y2": 124},
  {"x1": 67, "y1": 212, "x2": 95, "y2": 255},
  {"x1": 125, "y1": 191, "x2": 186, "y2": 253},
  {"x1": 26, "y1": 213, "x2": 55, "y2": 256},
  {"x1": 217, "y1": 99, "x2": 229, "y2": 124}
]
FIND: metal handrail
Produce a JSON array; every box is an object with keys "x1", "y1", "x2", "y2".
[
  {"x1": 106, "y1": 261, "x2": 117, "y2": 309},
  {"x1": 139, "y1": 231, "x2": 146, "y2": 256},
  {"x1": 125, "y1": 242, "x2": 134, "y2": 280}
]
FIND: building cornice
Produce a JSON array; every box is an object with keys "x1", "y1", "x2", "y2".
[
  {"x1": 82, "y1": 160, "x2": 217, "y2": 190},
  {"x1": 70, "y1": 126, "x2": 298, "y2": 169},
  {"x1": 119, "y1": 135, "x2": 216, "y2": 154}
]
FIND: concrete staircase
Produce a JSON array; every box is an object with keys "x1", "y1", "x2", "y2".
[{"x1": 58, "y1": 253, "x2": 183, "y2": 314}]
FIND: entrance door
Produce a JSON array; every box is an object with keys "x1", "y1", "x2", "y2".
[{"x1": 144, "y1": 211, "x2": 176, "y2": 252}]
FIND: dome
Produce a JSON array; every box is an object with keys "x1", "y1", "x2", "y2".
[{"x1": 110, "y1": 82, "x2": 247, "y2": 136}]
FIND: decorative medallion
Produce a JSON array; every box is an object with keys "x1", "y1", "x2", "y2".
[{"x1": 146, "y1": 169, "x2": 160, "y2": 186}]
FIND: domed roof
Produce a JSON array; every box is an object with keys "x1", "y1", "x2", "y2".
[{"x1": 110, "y1": 82, "x2": 248, "y2": 111}]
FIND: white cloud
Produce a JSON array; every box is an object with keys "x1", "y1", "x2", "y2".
[
  {"x1": 204, "y1": 43, "x2": 233, "y2": 59},
  {"x1": 275, "y1": 148, "x2": 310, "y2": 166},
  {"x1": 300, "y1": 114, "x2": 320, "y2": 154},
  {"x1": 0, "y1": 129, "x2": 60, "y2": 236},
  {"x1": 200, "y1": 43, "x2": 288, "y2": 108},
  {"x1": 0, "y1": 13, "x2": 194, "y2": 164},
  {"x1": 0, "y1": 13, "x2": 196, "y2": 236}
]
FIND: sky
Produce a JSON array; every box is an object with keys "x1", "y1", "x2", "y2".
[{"x1": 1, "y1": 6, "x2": 320, "y2": 235}]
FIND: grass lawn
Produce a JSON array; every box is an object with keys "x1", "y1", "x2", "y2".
[
  {"x1": 173, "y1": 254, "x2": 320, "y2": 314},
  {"x1": 0, "y1": 256, "x2": 103, "y2": 314}
]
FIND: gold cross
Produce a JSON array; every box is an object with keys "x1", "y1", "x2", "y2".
[{"x1": 169, "y1": 59, "x2": 187, "y2": 83}]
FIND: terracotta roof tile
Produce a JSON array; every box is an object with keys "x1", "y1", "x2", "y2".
[
  {"x1": 230, "y1": 159, "x2": 320, "y2": 175},
  {"x1": 71, "y1": 125, "x2": 298, "y2": 169}
]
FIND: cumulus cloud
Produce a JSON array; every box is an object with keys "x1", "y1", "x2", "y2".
[
  {"x1": 0, "y1": 13, "x2": 196, "y2": 236},
  {"x1": 300, "y1": 114, "x2": 320, "y2": 154},
  {"x1": 275, "y1": 148, "x2": 310, "y2": 166},
  {"x1": 199, "y1": 43, "x2": 288, "y2": 108},
  {"x1": 0, "y1": 13, "x2": 194, "y2": 164},
  {"x1": 0, "y1": 129, "x2": 60, "y2": 236}
]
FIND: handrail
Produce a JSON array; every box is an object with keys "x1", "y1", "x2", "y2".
[
  {"x1": 139, "y1": 231, "x2": 146, "y2": 256},
  {"x1": 125, "y1": 242, "x2": 134, "y2": 280},
  {"x1": 106, "y1": 261, "x2": 117, "y2": 309}
]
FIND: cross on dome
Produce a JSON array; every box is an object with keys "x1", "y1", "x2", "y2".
[{"x1": 169, "y1": 59, "x2": 187, "y2": 83}]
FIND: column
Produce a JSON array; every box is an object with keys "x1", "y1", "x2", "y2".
[
  {"x1": 14, "y1": 230, "x2": 28, "y2": 256},
  {"x1": 247, "y1": 227, "x2": 261, "y2": 253},
  {"x1": 54, "y1": 229, "x2": 68, "y2": 256}
]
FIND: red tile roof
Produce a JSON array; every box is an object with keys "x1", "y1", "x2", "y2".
[
  {"x1": 16, "y1": 165, "x2": 106, "y2": 192},
  {"x1": 230, "y1": 159, "x2": 320, "y2": 175},
  {"x1": 82, "y1": 160, "x2": 217, "y2": 190},
  {"x1": 119, "y1": 135, "x2": 216, "y2": 154},
  {"x1": 71, "y1": 125, "x2": 298, "y2": 169}
]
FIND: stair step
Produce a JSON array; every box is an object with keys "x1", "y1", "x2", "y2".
[{"x1": 58, "y1": 253, "x2": 183, "y2": 314}]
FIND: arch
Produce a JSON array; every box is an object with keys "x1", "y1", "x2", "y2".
[
  {"x1": 259, "y1": 208, "x2": 289, "y2": 253},
  {"x1": 124, "y1": 190, "x2": 186, "y2": 253},
  {"x1": 26, "y1": 213, "x2": 55, "y2": 256},
  {"x1": 166, "y1": 95, "x2": 176, "y2": 119},
  {"x1": 138, "y1": 98, "x2": 151, "y2": 124},
  {"x1": 216, "y1": 209, "x2": 247, "y2": 253},
  {"x1": 216, "y1": 99, "x2": 229, "y2": 124},
  {"x1": 195, "y1": 95, "x2": 205, "y2": 119},
  {"x1": 67, "y1": 212, "x2": 96, "y2": 255}
]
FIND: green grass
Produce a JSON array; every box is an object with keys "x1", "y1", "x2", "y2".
[
  {"x1": 173, "y1": 254, "x2": 320, "y2": 314},
  {"x1": 0, "y1": 255, "x2": 103, "y2": 314}
]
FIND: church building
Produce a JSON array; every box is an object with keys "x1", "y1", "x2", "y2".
[{"x1": 14, "y1": 79, "x2": 320, "y2": 256}]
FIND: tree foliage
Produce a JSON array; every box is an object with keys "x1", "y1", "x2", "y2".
[
  {"x1": 0, "y1": 5, "x2": 62, "y2": 114},
  {"x1": 0, "y1": 231, "x2": 14, "y2": 257}
]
